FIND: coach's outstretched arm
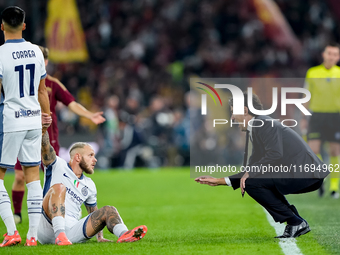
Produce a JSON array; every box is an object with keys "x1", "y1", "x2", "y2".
[
  {"x1": 195, "y1": 176, "x2": 227, "y2": 186},
  {"x1": 41, "y1": 130, "x2": 56, "y2": 167},
  {"x1": 195, "y1": 172, "x2": 249, "y2": 195}
]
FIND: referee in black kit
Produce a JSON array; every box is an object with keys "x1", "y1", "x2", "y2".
[{"x1": 195, "y1": 92, "x2": 330, "y2": 238}]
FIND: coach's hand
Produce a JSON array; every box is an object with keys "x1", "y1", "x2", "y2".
[
  {"x1": 195, "y1": 176, "x2": 226, "y2": 186},
  {"x1": 97, "y1": 237, "x2": 112, "y2": 242},
  {"x1": 240, "y1": 172, "x2": 249, "y2": 195}
]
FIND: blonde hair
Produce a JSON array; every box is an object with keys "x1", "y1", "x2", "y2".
[{"x1": 69, "y1": 142, "x2": 91, "y2": 157}]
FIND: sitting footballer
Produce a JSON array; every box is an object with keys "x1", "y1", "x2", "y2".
[{"x1": 37, "y1": 114, "x2": 147, "y2": 245}]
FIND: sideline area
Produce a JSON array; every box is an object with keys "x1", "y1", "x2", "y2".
[{"x1": 0, "y1": 168, "x2": 332, "y2": 255}]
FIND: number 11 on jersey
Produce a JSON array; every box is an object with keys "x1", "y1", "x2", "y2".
[{"x1": 15, "y1": 64, "x2": 35, "y2": 98}]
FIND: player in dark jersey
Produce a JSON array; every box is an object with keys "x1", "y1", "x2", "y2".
[{"x1": 12, "y1": 46, "x2": 106, "y2": 224}]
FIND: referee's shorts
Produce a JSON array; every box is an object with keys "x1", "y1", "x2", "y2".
[{"x1": 307, "y1": 112, "x2": 340, "y2": 143}]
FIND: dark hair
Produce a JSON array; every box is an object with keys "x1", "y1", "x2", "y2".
[
  {"x1": 229, "y1": 91, "x2": 263, "y2": 116},
  {"x1": 38, "y1": 46, "x2": 49, "y2": 59},
  {"x1": 324, "y1": 42, "x2": 340, "y2": 51},
  {"x1": 1, "y1": 6, "x2": 25, "y2": 29}
]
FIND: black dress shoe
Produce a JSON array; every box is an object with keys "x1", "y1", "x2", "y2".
[{"x1": 275, "y1": 220, "x2": 310, "y2": 238}]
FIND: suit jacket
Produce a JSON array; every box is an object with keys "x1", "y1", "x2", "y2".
[{"x1": 230, "y1": 115, "x2": 329, "y2": 194}]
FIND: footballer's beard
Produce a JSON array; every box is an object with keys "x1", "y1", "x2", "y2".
[{"x1": 79, "y1": 158, "x2": 94, "y2": 174}]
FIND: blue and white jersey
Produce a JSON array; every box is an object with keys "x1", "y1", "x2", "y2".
[
  {"x1": 43, "y1": 156, "x2": 97, "y2": 223},
  {"x1": 0, "y1": 39, "x2": 46, "y2": 132}
]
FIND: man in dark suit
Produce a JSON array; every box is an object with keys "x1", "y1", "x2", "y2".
[{"x1": 196, "y1": 92, "x2": 329, "y2": 238}]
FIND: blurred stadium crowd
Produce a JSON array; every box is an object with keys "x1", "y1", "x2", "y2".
[{"x1": 1, "y1": 0, "x2": 339, "y2": 168}]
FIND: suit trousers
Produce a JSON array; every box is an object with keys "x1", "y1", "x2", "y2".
[{"x1": 243, "y1": 178, "x2": 323, "y2": 223}]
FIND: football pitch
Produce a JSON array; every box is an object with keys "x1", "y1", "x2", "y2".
[{"x1": 0, "y1": 168, "x2": 339, "y2": 255}]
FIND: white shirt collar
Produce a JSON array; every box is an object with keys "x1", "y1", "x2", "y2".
[{"x1": 247, "y1": 117, "x2": 255, "y2": 140}]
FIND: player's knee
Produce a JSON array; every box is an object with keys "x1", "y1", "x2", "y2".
[
  {"x1": 51, "y1": 183, "x2": 66, "y2": 194},
  {"x1": 14, "y1": 171, "x2": 25, "y2": 185},
  {"x1": 110, "y1": 206, "x2": 117, "y2": 213},
  {"x1": 103, "y1": 205, "x2": 117, "y2": 213}
]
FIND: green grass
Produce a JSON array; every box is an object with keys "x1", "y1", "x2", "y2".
[
  {"x1": 0, "y1": 168, "x2": 338, "y2": 254},
  {"x1": 287, "y1": 181, "x2": 340, "y2": 255}
]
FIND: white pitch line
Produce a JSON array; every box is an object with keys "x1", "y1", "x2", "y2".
[{"x1": 263, "y1": 209, "x2": 303, "y2": 255}]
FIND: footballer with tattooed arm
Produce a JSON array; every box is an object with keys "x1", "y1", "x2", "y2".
[{"x1": 37, "y1": 114, "x2": 147, "y2": 245}]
